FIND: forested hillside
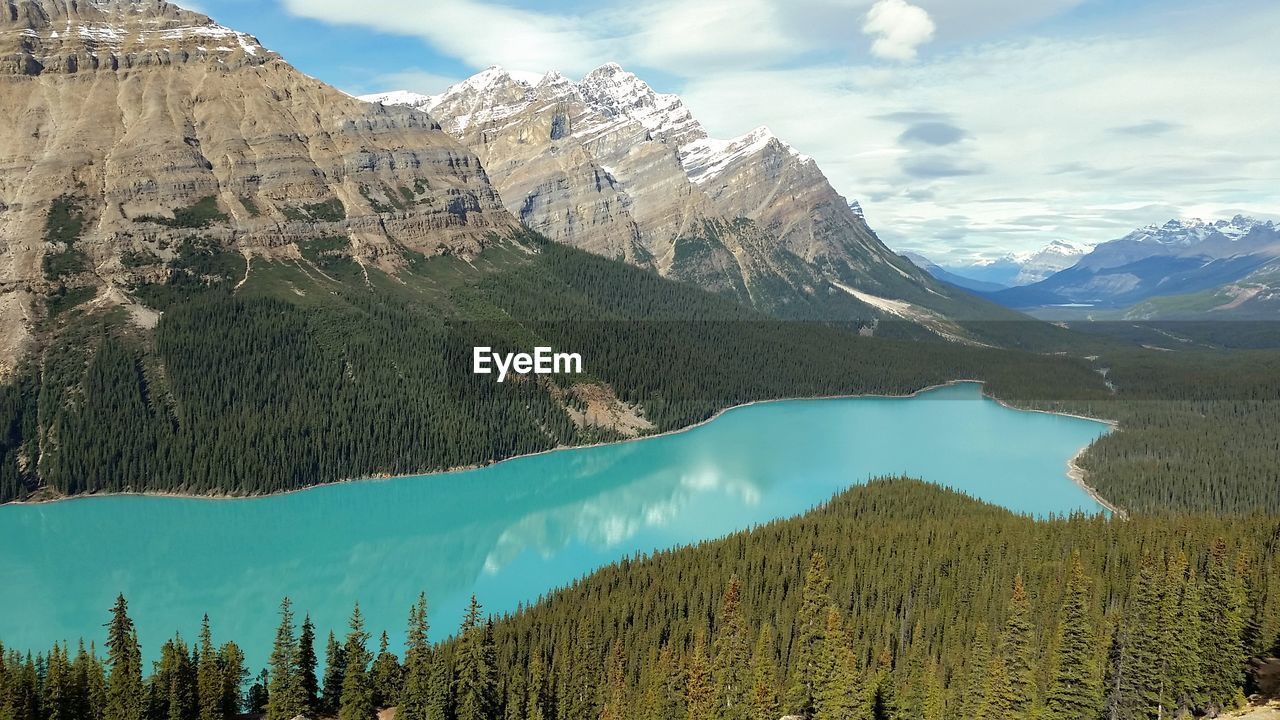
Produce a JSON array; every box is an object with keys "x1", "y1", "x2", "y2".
[
  {"x1": 0, "y1": 232, "x2": 1111, "y2": 504},
  {"x1": 3, "y1": 481, "x2": 1276, "y2": 720}
]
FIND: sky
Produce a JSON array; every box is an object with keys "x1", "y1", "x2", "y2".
[{"x1": 183, "y1": 0, "x2": 1280, "y2": 263}]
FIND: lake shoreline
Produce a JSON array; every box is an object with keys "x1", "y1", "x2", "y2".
[{"x1": 3, "y1": 379, "x2": 1121, "y2": 512}]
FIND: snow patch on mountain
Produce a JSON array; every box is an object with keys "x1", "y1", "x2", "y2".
[{"x1": 362, "y1": 63, "x2": 817, "y2": 192}]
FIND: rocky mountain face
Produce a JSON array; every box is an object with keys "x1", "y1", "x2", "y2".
[
  {"x1": 362, "y1": 64, "x2": 970, "y2": 322},
  {"x1": 0, "y1": 0, "x2": 516, "y2": 378},
  {"x1": 985, "y1": 216, "x2": 1280, "y2": 311}
]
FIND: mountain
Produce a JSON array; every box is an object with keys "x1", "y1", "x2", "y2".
[
  {"x1": 911, "y1": 240, "x2": 1086, "y2": 290},
  {"x1": 361, "y1": 65, "x2": 998, "y2": 327},
  {"x1": 903, "y1": 252, "x2": 1009, "y2": 293},
  {"x1": 0, "y1": 0, "x2": 515, "y2": 379},
  {"x1": 987, "y1": 216, "x2": 1280, "y2": 312}
]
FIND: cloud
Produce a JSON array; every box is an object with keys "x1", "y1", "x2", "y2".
[
  {"x1": 901, "y1": 155, "x2": 985, "y2": 178},
  {"x1": 1109, "y1": 120, "x2": 1181, "y2": 136},
  {"x1": 279, "y1": 0, "x2": 608, "y2": 75},
  {"x1": 371, "y1": 69, "x2": 461, "y2": 96},
  {"x1": 898, "y1": 121, "x2": 967, "y2": 146},
  {"x1": 862, "y1": 0, "x2": 936, "y2": 61}
]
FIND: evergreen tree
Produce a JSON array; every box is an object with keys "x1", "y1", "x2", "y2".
[
  {"x1": 684, "y1": 632, "x2": 714, "y2": 720},
  {"x1": 298, "y1": 616, "x2": 319, "y2": 715},
  {"x1": 371, "y1": 632, "x2": 402, "y2": 709},
  {"x1": 814, "y1": 607, "x2": 867, "y2": 720},
  {"x1": 599, "y1": 643, "x2": 626, "y2": 720},
  {"x1": 999, "y1": 575, "x2": 1036, "y2": 714},
  {"x1": 454, "y1": 597, "x2": 496, "y2": 720},
  {"x1": 104, "y1": 596, "x2": 144, "y2": 720},
  {"x1": 266, "y1": 598, "x2": 304, "y2": 720},
  {"x1": 958, "y1": 623, "x2": 991, "y2": 719},
  {"x1": 425, "y1": 648, "x2": 452, "y2": 720},
  {"x1": 400, "y1": 595, "x2": 432, "y2": 720},
  {"x1": 785, "y1": 553, "x2": 832, "y2": 717},
  {"x1": 1200, "y1": 539, "x2": 1247, "y2": 714},
  {"x1": 321, "y1": 633, "x2": 346, "y2": 716},
  {"x1": 976, "y1": 653, "x2": 1015, "y2": 720},
  {"x1": 216, "y1": 643, "x2": 245, "y2": 720},
  {"x1": 1045, "y1": 555, "x2": 1102, "y2": 720},
  {"x1": 920, "y1": 657, "x2": 945, "y2": 720},
  {"x1": 713, "y1": 576, "x2": 750, "y2": 720},
  {"x1": 338, "y1": 604, "x2": 375, "y2": 720},
  {"x1": 747, "y1": 627, "x2": 779, "y2": 720},
  {"x1": 638, "y1": 645, "x2": 680, "y2": 720},
  {"x1": 195, "y1": 617, "x2": 222, "y2": 720},
  {"x1": 524, "y1": 651, "x2": 548, "y2": 720}
]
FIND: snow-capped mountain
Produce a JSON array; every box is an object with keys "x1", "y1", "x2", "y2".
[
  {"x1": 985, "y1": 216, "x2": 1280, "y2": 311},
  {"x1": 359, "y1": 64, "x2": 990, "y2": 324},
  {"x1": 911, "y1": 240, "x2": 1087, "y2": 289}
]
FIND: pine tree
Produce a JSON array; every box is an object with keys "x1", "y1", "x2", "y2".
[
  {"x1": 599, "y1": 643, "x2": 626, "y2": 720},
  {"x1": 196, "y1": 617, "x2": 223, "y2": 720},
  {"x1": 1170, "y1": 560, "x2": 1205, "y2": 712},
  {"x1": 1045, "y1": 555, "x2": 1102, "y2": 720},
  {"x1": 684, "y1": 632, "x2": 714, "y2": 720},
  {"x1": 216, "y1": 643, "x2": 245, "y2": 720},
  {"x1": 400, "y1": 595, "x2": 432, "y2": 720},
  {"x1": 338, "y1": 604, "x2": 375, "y2": 720},
  {"x1": 747, "y1": 627, "x2": 779, "y2": 720},
  {"x1": 920, "y1": 657, "x2": 945, "y2": 720},
  {"x1": 454, "y1": 597, "x2": 496, "y2": 720},
  {"x1": 1200, "y1": 539, "x2": 1247, "y2": 714},
  {"x1": 814, "y1": 607, "x2": 867, "y2": 720},
  {"x1": 638, "y1": 645, "x2": 680, "y2": 720},
  {"x1": 785, "y1": 552, "x2": 832, "y2": 717},
  {"x1": 45, "y1": 643, "x2": 69, "y2": 720},
  {"x1": 976, "y1": 653, "x2": 1015, "y2": 720},
  {"x1": 104, "y1": 596, "x2": 144, "y2": 720},
  {"x1": 714, "y1": 576, "x2": 750, "y2": 720},
  {"x1": 266, "y1": 598, "x2": 304, "y2": 720},
  {"x1": 868, "y1": 646, "x2": 900, "y2": 720},
  {"x1": 298, "y1": 616, "x2": 319, "y2": 715},
  {"x1": 958, "y1": 623, "x2": 991, "y2": 719},
  {"x1": 524, "y1": 651, "x2": 548, "y2": 720},
  {"x1": 371, "y1": 632, "x2": 402, "y2": 709},
  {"x1": 322, "y1": 632, "x2": 347, "y2": 716},
  {"x1": 1000, "y1": 575, "x2": 1036, "y2": 714},
  {"x1": 425, "y1": 648, "x2": 452, "y2": 720}
]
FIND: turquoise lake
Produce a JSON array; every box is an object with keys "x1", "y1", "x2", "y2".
[{"x1": 0, "y1": 382, "x2": 1111, "y2": 668}]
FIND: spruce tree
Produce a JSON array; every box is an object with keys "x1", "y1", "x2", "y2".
[
  {"x1": 814, "y1": 607, "x2": 867, "y2": 720},
  {"x1": 713, "y1": 576, "x2": 750, "y2": 720},
  {"x1": 524, "y1": 651, "x2": 548, "y2": 720},
  {"x1": 1045, "y1": 555, "x2": 1102, "y2": 720},
  {"x1": 322, "y1": 633, "x2": 347, "y2": 716},
  {"x1": 266, "y1": 598, "x2": 304, "y2": 720},
  {"x1": 1200, "y1": 539, "x2": 1247, "y2": 714},
  {"x1": 454, "y1": 597, "x2": 496, "y2": 720},
  {"x1": 298, "y1": 616, "x2": 319, "y2": 715},
  {"x1": 338, "y1": 604, "x2": 375, "y2": 720},
  {"x1": 1000, "y1": 575, "x2": 1036, "y2": 714},
  {"x1": 104, "y1": 596, "x2": 144, "y2": 720},
  {"x1": 216, "y1": 643, "x2": 245, "y2": 720},
  {"x1": 958, "y1": 623, "x2": 990, "y2": 718},
  {"x1": 638, "y1": 645, "x2": 680, "y2": 720},
  {"x1": 400, "y1": 595, "x2": 432, "y2": 720},
  {"x1": 976, "y1": 653, "x2": 1015, "y2": 720},
  {"x1": 748, "y1": 627, "x2": 780, "y2": 720},
  {"x1": 599, "y1": 643, "x2": 626, "y2": 720},
  {"x1": 196, "y1": 618, "x2": 222, "y2": 720},
  {"x1": 684, "y1": 632, "x2": 714, "y2": 720},
  {"x1": 371, "y1": 632, "x2": 402, "y2": 709},
  {"x1": 785, "y1": 552, "x2": 832, "y2": 717}
]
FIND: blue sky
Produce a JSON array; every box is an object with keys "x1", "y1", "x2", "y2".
[{"x1": 184, "y1": 0, "x2": 1280, "y2": 261}]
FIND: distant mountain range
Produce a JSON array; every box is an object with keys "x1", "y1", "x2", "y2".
[
  {"x1": 910, "y1": 240, "x2": 1087, "y2": 291},
  {"x1": 361, "y1": 65, "x2": 1004, "y2": 327},
  {"x1": 980, "y1": 216, "x2": 1280, "y2": 319}
]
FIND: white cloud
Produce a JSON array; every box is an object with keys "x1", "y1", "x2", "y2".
[
  {"x1": 370, "y1": 69, "x2": 460, "y2": 96},
  {"x1": 862, "y1": 0, "x2": 935, "y2": 61},
  {"x1": 279, "y1": 0, "x2": 609, "y2": 76}
]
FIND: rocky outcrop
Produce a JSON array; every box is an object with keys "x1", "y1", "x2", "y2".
[
  {"x1": 0, "y1": 0, "x2": 517, "y2": 376},
  {"x1": 363, "y1": 64, "x2": 953, "y2": 319}
]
